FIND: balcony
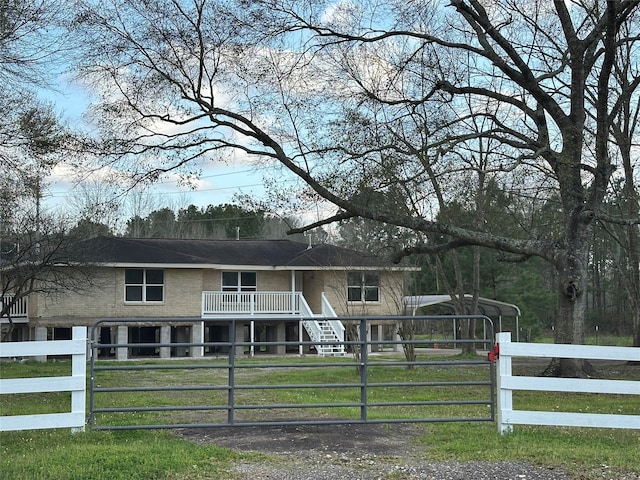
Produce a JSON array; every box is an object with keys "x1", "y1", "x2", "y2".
[
  {"x1": 201, "y1": 291, "x2": 304, "y2": 317},
  {"x1": 1, "y1": 295, "x2": 28, "y2": 323},
  {"x1": 201, "y1": 291, "x2": 345, "y2": 356}
]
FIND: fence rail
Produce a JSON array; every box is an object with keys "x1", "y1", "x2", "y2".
[
  {"x1": 0, "y1": 326, "x2": 87, "y2": 432},
  {"x1": 495, "y1": 332, "x2": 640, "y2": 433}
]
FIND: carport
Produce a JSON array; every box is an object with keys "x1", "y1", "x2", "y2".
[{"x1": 403, "y1": 294, "x2": 521, "y2": 341}]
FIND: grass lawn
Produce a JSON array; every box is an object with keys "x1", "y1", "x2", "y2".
[
  {"x1": 1, "y1": 429, "x2": 246, "y2": 480},
  {"x1": 1, "y1": 355, "x2": 639, "y2": 480}
]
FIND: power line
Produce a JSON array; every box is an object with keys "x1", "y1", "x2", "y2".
[
  {"x1": 46, "y1": 181, "x2": 268, "y2": 200},
  {"x1": 45, "y1": 164, "x2": 296, "y2": 200}
]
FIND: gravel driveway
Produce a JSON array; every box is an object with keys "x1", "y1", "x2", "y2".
[{"x1": 177, "y1": 424, "x2": 577, "y2": 480}]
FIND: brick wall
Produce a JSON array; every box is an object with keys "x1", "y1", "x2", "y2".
[
  {"x1": 33, "y1": 266, "x2": 406, "y2": 322},
  {"x1": 322, "y1": 270, "x2": 406, "y2": 316},
  {"x1": 257, "y1": 270, "x2": 290, "y2": 291},
  {"x1": 35, "y1": 267, "x2": 302, "y2": 321},
  {"x1": 37, "y1": 267, "x2": 204, "y2": 319}
]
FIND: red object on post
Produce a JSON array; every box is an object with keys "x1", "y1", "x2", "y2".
[{"x1": 488, "y1": 343, "x2": 500, "y2": 362}]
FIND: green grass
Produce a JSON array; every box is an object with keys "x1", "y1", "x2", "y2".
[
  {"x1": 2, "y1": 356, "x2": 639, "y2": 479},
  {"x1": 423, "y1": 422, "x2": 640, "y2": 479},
  {"x1": 75, "y1": 356, "x2": 495, "y2": 426},
  {"x1": 0, "y1": 429, "x2": 244, "y2": 480},
  {"x1": 537, "y1": 335, "x2": 634, "y2": 346}
]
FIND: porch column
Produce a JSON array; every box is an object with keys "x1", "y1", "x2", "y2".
[
  {"x1": 275, "y1": 322, "x2": 286, "y2": 355},
  {"x1": 299, "y1": 321, "x2": 304, "y2": 356},
  {"x1": 393, "y1": 328, "x2": 401, "y2": 352},
  {"x1": 371, "y1": 324, "x2": 382, "y2": 352},
  {"x1": 34, "y1": 326, "x2": 48, "y2": 362},
  {"x1": 160, "y1": 325, "x2": 171, "y2": 359},
  {"x1": 191, "y1": 322, "x2": 204, "y2": 358},
  {"x1": 116, "y1": 325, "x2": 129, "y2": 361},
  {"x1": 290, "y1": 270, "x2": 297, "y2": 314},
  {"x1": 235, "y1": 321, "x2": 245, "y2": 356}
]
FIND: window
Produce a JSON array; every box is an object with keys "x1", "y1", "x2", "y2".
[
  {"x1": 125, "y1": 269, "x2": 164, "y2": 302},
  {"x1": 222, "y1": 271, "x2": 257, "y2": 292},
  {"x1": 347, "y1": 271, "x2": 379, "y2": 302}
]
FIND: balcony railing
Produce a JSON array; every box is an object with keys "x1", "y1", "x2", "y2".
[
  {"x1": 1, "y1": 295, "x2": 28, "y2": 320},
  {"x1": 202, "y1": 291, "x2": 302, "y2": 317}
]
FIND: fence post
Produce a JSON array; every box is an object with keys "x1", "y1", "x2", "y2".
[
  {"x1": 359, "y1": 317, "x2": 368, "y2": 422},
  {"x1": 71, "y1": 326, "x2": 87, "y2": 433},
  {"x1": 496, "y1": 331, "x2": 513, "y2": 434}
]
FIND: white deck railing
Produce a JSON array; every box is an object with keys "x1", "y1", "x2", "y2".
[
  {"x1": 496, "y1": 332, "x2": 640, "y2": 434},
  {"x1": 1, "y1": 294, "x2": 28, "y2": 320},
  {"x1": 202, "y1": 291, "x2": 345, "y2": 356},
  {"x1": 0, "y1": 326, "x2": 87, "y2": 432},
  {"x1": 202, "y1": 291, "x2": 302, "y2": 316}
]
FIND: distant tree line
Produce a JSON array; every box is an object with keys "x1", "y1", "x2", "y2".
[{"x1": 67, "y1": 203, "x2": 303, "y2": 241}]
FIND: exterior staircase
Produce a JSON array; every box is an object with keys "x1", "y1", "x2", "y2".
[{"x1": 299, "y1": 294, "x2": 346, "y2": 357}]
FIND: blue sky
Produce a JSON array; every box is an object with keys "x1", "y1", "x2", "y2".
[{"x1": 41, "y1": 77, "x2": 274, "y2": 216}]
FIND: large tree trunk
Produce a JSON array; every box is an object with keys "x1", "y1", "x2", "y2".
[
  {"x1": 460, "y1": 245, "x2": 482, "y2": 356},
  {"x1": 460, "y1": 318, "x2": 477, "y2": 355},
  {"x1": 542, "y1": 223, "x2": 597, "y2": 377}
]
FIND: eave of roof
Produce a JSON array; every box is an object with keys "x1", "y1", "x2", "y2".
[{"x1": 85, "y1": 262, "x2": 415, "y2": 271}]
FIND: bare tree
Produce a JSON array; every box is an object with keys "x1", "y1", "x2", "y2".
[
  {"x1": 0, "y1": 0, "x2": 72, "y2": 87},
  {"x1": 72, "y1": 1, "x2": 640, "y2": 376},
  {"x1": 604, "y1": 23, "x2": 640, "y2": 349},
  {"x1": 0, "y1": 214, "x2": 96, "y2": 340},
  {"x1": 0, "y1": 104, "x2": 91, "y2": 340},
  {"x1": 1, "y1": 0, "x2": 75, "y2": 165}
]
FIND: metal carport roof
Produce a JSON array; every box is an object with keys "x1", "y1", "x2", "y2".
[
  {"x1": 403, "y1": 294, "x2": 520, "y2": 317},
  {"x1": 404, "y1": 294, "x2": 521, "y2": 339}
]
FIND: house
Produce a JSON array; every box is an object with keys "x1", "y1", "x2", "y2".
[{"x1": 1, "y1": 236, "x2": 417, "y2": 359}]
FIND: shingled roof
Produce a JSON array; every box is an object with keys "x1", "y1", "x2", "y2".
[{"x1": 71, "y1": 236, "x2": 411, "y2": 270}]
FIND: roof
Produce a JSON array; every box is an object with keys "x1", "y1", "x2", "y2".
[
  {"x1": 70, "y1": 236, "x2": 416, "y2": 270},
  {"x1": 404, "y1": 294, "x2": 521, "y2": 317}
]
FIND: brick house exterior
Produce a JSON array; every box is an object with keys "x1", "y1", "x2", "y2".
[{"x1": 2, "y1": 237, "x2": 417, "y2": 358}]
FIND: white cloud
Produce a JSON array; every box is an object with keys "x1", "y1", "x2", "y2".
[{"x1": 320, "y1": 1, "x2": 363, "y2": 27}]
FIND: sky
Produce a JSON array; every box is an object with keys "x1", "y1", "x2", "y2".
[
  {"x1": 40, "y1": 77, "x2": 284, "y2": 220},
  {"x1": 33, "y1": 0, "x2": 354, "y2": 225}
]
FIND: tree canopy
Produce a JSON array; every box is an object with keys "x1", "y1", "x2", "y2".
[{"x1": 69, "y1": 1, "x2": 640, "y2": 374}]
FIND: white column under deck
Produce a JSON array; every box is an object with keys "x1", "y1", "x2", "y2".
[
  {"x1": 293, "y1": 269, "x2": 304, "y2": 356},
  {"x1": 191, "y1": 322, "x2": 204, "y2": 358},
  {"x1": 249, "y1": 321, "x2": 255, "y2": 357},
  {"x1": 160, "y1": 325, "x2": 171, "y2": 359},
  {"x1": 34, "y1": 326, "x2": 47, "y2": 362},
  {"x1": 299, "y1": 322, "x2": 304, "y2": 356},
  {"x1": 116, "y1": 325, "x2": 128, "y2": 361},
  {"x1": 291, "y1": 270, "x2": 296, "y2": 313}
]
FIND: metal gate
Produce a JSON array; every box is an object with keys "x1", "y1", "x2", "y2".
[{"x1": 88, "y1": 315, "x2": 495, "y2": 430}]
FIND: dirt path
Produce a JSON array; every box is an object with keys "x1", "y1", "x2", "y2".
[{"x1": 177, "y1": 423, "x2": 576, "y2": 480}]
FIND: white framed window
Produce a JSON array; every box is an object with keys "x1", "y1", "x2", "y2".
[
  {"x1": 347, "y1": 271, "x2": 380, "y2": 302},
  {"x1": 222, "y1": 271, "x2": 257, "y2": 292},
  {"x1": 125, "y1": 268, "x2": 164, "y2": 302}
]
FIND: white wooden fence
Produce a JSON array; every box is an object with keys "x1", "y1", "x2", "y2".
[
  {"x1": 496, "y1": 332, "x2": 640, "y2": 434},
  {"x1": 0, "y1": 326, "x2": 87, "y2": 432}
]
